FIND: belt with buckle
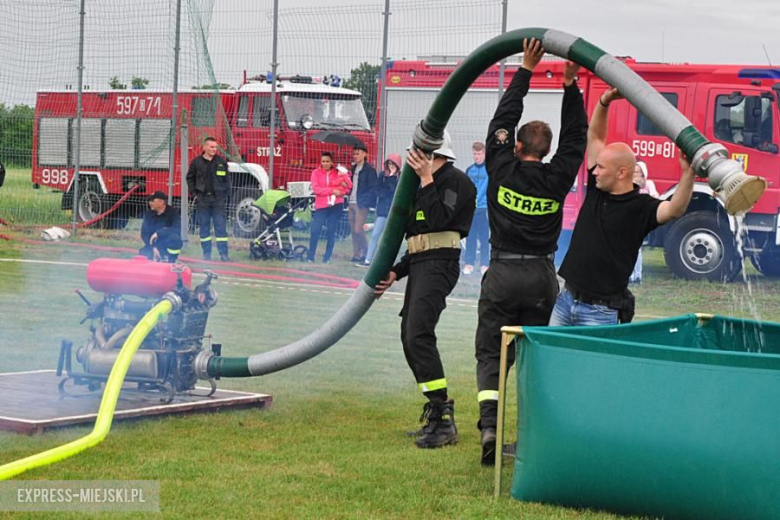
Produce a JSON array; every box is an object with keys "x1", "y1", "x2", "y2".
[
  {"x1": 407, "y1": 231, "x2": 461, "y2": 255},
  {"x1": 564, "y1": 283, "x2": 619, "y2": 307},
  {"x1": 491, "y1": 250, "x2": 554, "y2": 261}
]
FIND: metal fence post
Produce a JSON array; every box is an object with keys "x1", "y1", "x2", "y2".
[
  {"x1": 180, "y1": 109, "x2": 189, "y2": 246},
  {"x1": 168, "y1": 0, "x2": 182, "y2": 205},
  {"x1": 497, "y1": 0, "x2": 508, "y2": 101},
  {"x1": 377, "y1": 0, "x2": 391, "y2": 166},
  {"x1": 70, "y1": 0, "x2": 86, "y2": 234},
  {"x1": 267, "y1": 0, "x2": 279, "y2": 190}
]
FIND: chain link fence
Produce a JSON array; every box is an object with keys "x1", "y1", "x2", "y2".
[{"x1": 0, "y1": 0, "x2": 508, "y2": 259}]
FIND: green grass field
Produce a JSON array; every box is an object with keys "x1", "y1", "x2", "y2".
[
  {"x1": 2, "y1": 171, "x2": 780, "y2": 519},
  {"x1": 1, "y1": 235, "x2": 779, "y2": 519}
]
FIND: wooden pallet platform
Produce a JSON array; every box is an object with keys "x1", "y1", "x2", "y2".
[{"x1": 0, "y1": 370, "x2": 272, "y2": 435}]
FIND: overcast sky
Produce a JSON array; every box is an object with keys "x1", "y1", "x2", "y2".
[
  {"x1": 207, "y1": 0, "x2": 780, "y2": 69},
  {"x1": 201, "y1": 0, "x2": 780, "y2": 90}
]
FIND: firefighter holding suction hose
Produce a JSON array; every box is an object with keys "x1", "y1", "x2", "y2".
[
  {"x1": 375, "y1": 131, "x2": 476, "y2": 449},
  {"x1": 475, "y1": 38, "x2": 588, "y2": 465}
]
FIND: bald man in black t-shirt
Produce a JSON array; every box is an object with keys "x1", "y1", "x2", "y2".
[{"x1": 551, "y1": 88, "x2": 696, "y2": 326}]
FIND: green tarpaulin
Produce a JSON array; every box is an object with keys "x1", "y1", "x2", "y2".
[{"x1": 512, "y1": 314, "x2": 780, "y2": 520}]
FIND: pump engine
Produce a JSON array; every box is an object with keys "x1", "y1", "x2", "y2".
[{"x1": 57, "y1": 256, "x2": 222, "y2": 403}]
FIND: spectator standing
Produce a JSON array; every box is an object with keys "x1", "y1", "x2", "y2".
[
  {"x1": 462, "y1": 141, "x2": 490, "y2": 275},
  {"x1": 308, "y1": 152, "x2": 352, "y2": 263},
  {"x1": 629, "y1": 160, "x2": 660, "y2": 284},
  {"x1": 361, "y1": 153, "x2": 401, "y2": 266},
  {"x1": 186, "y1": 137, "x2": 231, "y2": 262},
  {"x1": 348, "y1": 143, "x2": 378, "y2": 262}
]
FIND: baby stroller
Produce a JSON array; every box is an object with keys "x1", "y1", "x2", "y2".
[{"x1": 249, "y1": 189, "x2": 311, "y2": 261}]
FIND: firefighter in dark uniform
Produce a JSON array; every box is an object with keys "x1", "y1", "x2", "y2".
[
  {"x1": 186, "y1": 136, "x2": 231, "y2": 261},
  {"x1": 375, "y1": 131, "x2": 476, "y2": 449},
  {"x1": 475, "y1": 38, "x2": 588, "y2": 465},
  {"x1": 139, "y1": 191, "x2": 183, "y2": 263}
]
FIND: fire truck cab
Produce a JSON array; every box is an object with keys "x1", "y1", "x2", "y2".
[
  {"x1": 226, "y1": 74, "x2": 375, "y2": 236},
  {"x1": 380, "y1": 58, "x2": 780, "y2": 280}
]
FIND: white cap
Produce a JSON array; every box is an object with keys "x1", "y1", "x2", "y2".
[{"x1": 336, "y1": 165, "x2": 349, "y2": 174}]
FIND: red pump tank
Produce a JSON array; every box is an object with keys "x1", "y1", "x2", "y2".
[{"x1": 86, "y1": 257, "x2": 192, "y2": 297}]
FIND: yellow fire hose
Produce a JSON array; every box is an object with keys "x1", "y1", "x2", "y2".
[{"x1": 0, "y1": 299, "x2": 173, "y2": 480}]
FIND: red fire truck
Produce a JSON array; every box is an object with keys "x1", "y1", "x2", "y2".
[
  {"x1": 32, "y1": 75, "x2": 375, "y2": 237},
  {"x1": 379, "y1": 58, "x2": 780, "y2": 280}
]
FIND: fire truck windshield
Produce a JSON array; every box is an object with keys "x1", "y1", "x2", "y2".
[{"x1": 282, "y1": 93, "x2": 370, "y2": 131}]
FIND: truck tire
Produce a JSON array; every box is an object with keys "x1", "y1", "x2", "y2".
[
  {"x1": 76, "y1": 182, "x2": 130, "y2": 229},
  {"x1": 231, "y1": 187, "x2": 265, "y2": 238},
  {"x1": 663, "y1": 211, "x2": 742, "y2": 282},
  {"x1": 750, "y1": 245, "x2": 780, "y2": 277},
  {"x1": 75, "y1": 180, "x2": 105, "y2": 226}
]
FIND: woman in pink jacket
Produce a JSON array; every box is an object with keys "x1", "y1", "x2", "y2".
[{"x1": 307, "y1": 151, "x2": 352, "y2": 263}]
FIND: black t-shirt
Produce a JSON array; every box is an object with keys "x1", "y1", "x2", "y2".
[
  {"x1": 485, "y1": 68, "x2": 588, "y2": 255},
  {"x1": 559, "y1": 166, "x2": 663, "y2": 298}
]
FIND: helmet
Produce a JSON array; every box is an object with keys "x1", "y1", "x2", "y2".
[
  {"x1": 406, "y1": 129, "x2": 457, "y2": 162},
  {"x1": 433, "y1": 130, "x2": 456, "y2": 161}
]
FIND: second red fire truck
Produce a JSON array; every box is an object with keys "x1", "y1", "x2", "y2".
[{"x1": 378, "y1": 57, "x2": 780, "y2": 281}]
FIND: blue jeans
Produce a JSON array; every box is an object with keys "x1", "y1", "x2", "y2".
[
  {"x1": 548, "y1": 287, "x2": 618, "y2": 326},
  {"x1": 308, "y1": 204, "x2": 343, "y2": 262},
  {"x1": 364, "y1": 215, "x2": 388, "y2": 264},
  {"x1": 463, "y1": 208, "x2": 489, "y2": 266}
]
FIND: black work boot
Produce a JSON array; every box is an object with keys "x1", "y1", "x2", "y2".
[
  {"x1": 415, "y1": 400, "x2": 458, "y2": 449},
  {"x1": 480, "y1": 427, "x2": 497, "y2": 466},
  {"x1": 405, "y1": 401, "x2": 433, "y2": 437}
]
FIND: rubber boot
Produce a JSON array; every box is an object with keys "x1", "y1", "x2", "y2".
[{"x1": 415, "y1": 400, "x2": 458, "y2": 449}]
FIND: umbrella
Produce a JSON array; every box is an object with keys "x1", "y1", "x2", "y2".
[
  {"x1": 310, "y1": 131, "x2": 366, "y2": 149},
  {"x1": 253, "y1": 189, "x2": 291, "y2": 214}
]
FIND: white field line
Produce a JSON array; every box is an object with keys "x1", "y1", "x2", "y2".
[{"x1": 0, "y1": 257, "x2": 665, "y2": 318}]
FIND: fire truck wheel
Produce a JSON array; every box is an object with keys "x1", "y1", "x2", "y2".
[
  {"x1": 231, "y1": 187, "x2": 265, "y2": 238},
  {"x1": 664, "y1": 211, "x2": 742, "y2": 282},
  {"x1": 75, "y1": 180, "x2": 106, "y2": 225},
  {"x1": 750, "y1": 244, "x2": 780, "y2": 277}
]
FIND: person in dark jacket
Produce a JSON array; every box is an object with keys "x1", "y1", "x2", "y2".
[
  {"x1": 348, "y1": 142, "x2": 379, "y2": 262},
  {"x1": 139, "y1": 191, "x2": 182, "y2": 263},
  {"x1": 361, "y1": 153, "x2": 401, "y2": 266},
  {"x1": 475, "y1": 38, "x2": 588, "y2": 466},
  {"x1": 375, "y1": 131, "x2": 476, "y2": 449},
  {"x1": 186, "y1": 136, "x2": 231, "y2": 262}
]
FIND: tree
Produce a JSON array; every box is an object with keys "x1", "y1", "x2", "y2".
[
  {"x1": 0, "y1": 103, "x2": 34, "y2": 166},
  {"x1": 192, "y1": 83, "x2": 233, "y2": 90},
  {"x1": 344, "y1": 62, "x2": 380, "y2": 126},
  {"x1": 131, "y1": 76, "x2": 149, "y2": 90},
  {"x1": 109, "y1": 76, "x2": 126, "y2": 89}
]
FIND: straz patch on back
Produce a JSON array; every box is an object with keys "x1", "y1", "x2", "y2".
[{"x1": 498, "y1": 185, "x2": 559, "y2": 215}]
